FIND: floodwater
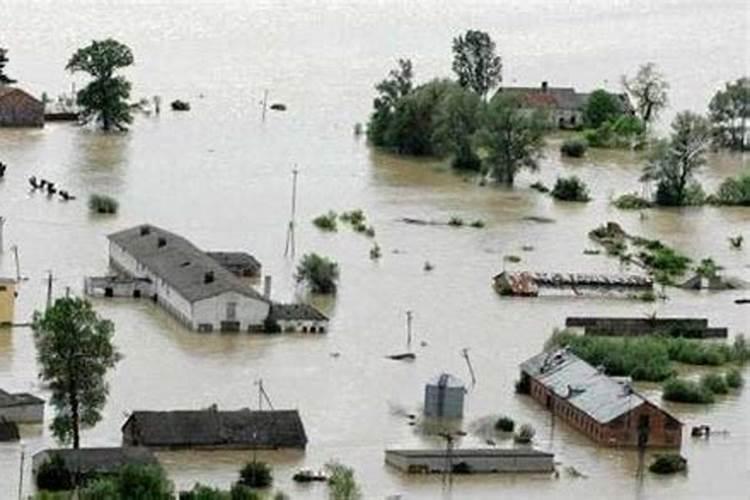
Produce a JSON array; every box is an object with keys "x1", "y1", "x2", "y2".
[{"x1": 0, "y1": 0, "x2": 748, "y2": 498}]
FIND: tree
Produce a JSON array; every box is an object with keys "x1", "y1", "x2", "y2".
[
  {"x1": 0, "y1": 47, "x2": 16, "y2": 85},
  {"x1": 622, "y1": 63, "x2": 669, "y2": 126},
  {"x1": 238, "y1": 461, "x2": 273, "y2": 489},
  {"x1": 66, "y1": 39, "x2": 134, "y2": 131},
  {"x1": 80, "y1": 464, "x2": 173, "y2": 499},
  {"x1": 32, "y1": 297, "x2": 121, "y2": 449},
  {"x1": 367, "y1": 59, "x2": 414, "y2": 146},
  {"x1": 325, "y1": 461, "x2": 362, "y2": 500},
  {"x1": 296, "y1": 253, "x2": 339, "y2": 294},
  {"x1": 452, "y1": 30, "x2": 502, "y2": 99},
  {"x1": 641, "y1": 111, "x2": 712, "y2": 206},
  {"x1": 431, "y1": 84, "x2": 483, "y2": 170},
  {"x1": 583, "y1": 89, "x2": 623, "y2": 129},
  {"x1": 709, "y1": 77, "x2": 749, "y2": 151},
  {"x1": 473, "y1": 94, "x2": 546, "y2": 185}
]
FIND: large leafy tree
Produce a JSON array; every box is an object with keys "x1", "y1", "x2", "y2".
[
  {"x1": 583, "y1": 89, "x2": 624, "y2": 129},
  {"x1": 432, "y1": 84, "x2": 483, "y2": 170},
  {"x1": 474, "y1": 94, "x2": 546, "y2": 185},
  {"x1": 367, "y1": 59, "x2": 414, "y2": 146},
  {"x1": 66, "y1": 39, "x2": 134, "y2": 131},
  {"x1": 622, "y1": 63, "x2": 669, "y2": 127},
  {"x1": 296, "y1": 253, "x2": 339, "y2": 294},
  {"x1": 641, "y1": 111, "x2": 712, "y2": 206},
  {"x1": 709, "y1": 77, "x2": 749, "y2": 151},
  {"x1": 33, "y1": 297, "x2": 121, "y2": 449},
  {"x1": 452, "y1": 30, "x2": 502, "y2": 99},
  {"x1": 0, "y1": 47, "x2": 16, "y2": 85}
]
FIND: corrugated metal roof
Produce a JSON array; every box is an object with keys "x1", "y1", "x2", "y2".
[
  {"x1": 521, "y1": 349, "x2": 669, "y2": 424},
  {"x1": 108, "y1": 225, "x2": 266, "y2": 303}
]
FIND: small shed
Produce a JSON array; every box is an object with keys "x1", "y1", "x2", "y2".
[
  {"x1": 0, "y1": 277, "x2": 16, "y2": 326},
  {"x1": 0, "y1": 388, "x2": 44, "y2": 423},
  {"x1": 0, "y1": 86, "x2": 44, "y2": 127},
  {"x1": 424, "y1": 373, "x2": 465, "y2": 418}
]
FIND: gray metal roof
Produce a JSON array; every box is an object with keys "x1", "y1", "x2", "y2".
[
  {"x1": 206, "y1": 251, "x2": 261, "y2": 275},
  {"x1": 0, "y1": 389, "x2": 44, "y2": 408},
  {"x1": 269, "y1": 303, "x2": 328, "y2": 321},
  {"x1": 108, "y1": 225, "x2": 267, "y2": 303},
  {"x1": 520, "y1": 349, "x2": 673, "y2": 424}
]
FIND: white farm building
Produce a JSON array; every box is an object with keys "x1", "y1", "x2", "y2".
[{"x1": 108, "y1": 225, "x2": 270, "y2": 332}]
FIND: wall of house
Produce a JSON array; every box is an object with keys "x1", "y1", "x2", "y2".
[
  {"x1": 0, "y1": 91, "x2": 44, "y2": 127},
  {"x1": 0, "y1": 402, "x2": 44, "y2": 423},
  {"x1": 0, "y1": 281, "x2": 16, "y2": 325},
  {"x1": 277, "y1": 319, "x2": 328, "y2": 333},
  {"x1": 193, "y1": 292, "x2": 269, "y2": 332}
]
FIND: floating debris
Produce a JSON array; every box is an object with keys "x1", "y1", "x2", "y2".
[
  {"x1": 270, "y1": 103, "x2": 287, "y2": 111},
  {"x1": 171, "y1": 99, "x2": 190, "y2": 111},
  {"x1": 729, "y1": 235, "x2": 743, "y2": 249},
  {"x1": 521, "y1": 215, "x2": 555, "y2": 224},
  {"x1": 423, "y1": 261, "x2": 434, "y2": 272}
]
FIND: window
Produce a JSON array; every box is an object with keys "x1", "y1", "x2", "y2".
[{"x1": 226, "y1": 302, "x2": 237, "y2": 321}]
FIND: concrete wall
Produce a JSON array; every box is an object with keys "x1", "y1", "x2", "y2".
[
  {"x1": 0, "y1": 280, "x2": 16, "y2": 325},
  {"x1": 385, "y1": 451, "x2": 554, "y2": 474},
  {"x1": 0, "y1": 402, "x2": 44, "y2": 423},
  {"x1": 193, "y1": 292, "x2": 269, "y2": 331}
]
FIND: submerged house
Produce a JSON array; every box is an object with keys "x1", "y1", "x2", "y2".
[
  {"x1": 32, "y1": 447, "x2": 157, "y2": 481},
  {"x1": 206, "y1": 251, "x2": 262, "y2": 278},
  {"x1": 121, "y1": 408, "x2": 307, "y2": 450},
  {"x1": 107, "y1": 225, "x2": 270, "y2": 332},
  {"x1": 519, "y1": 349, "x2": 682, "y2": 448},
  {"x1": 0, "y1": 86, "x2": 44, "y2": 127},
  {"x1": 0, "y1": 388, "x2": 44, "y2": 423},
  {"x1": 496, "y1": 81, "x2": 633, "y2": 129},
  {"x1": 268, "y1": 303, "x2": 329, "y2": 333}
]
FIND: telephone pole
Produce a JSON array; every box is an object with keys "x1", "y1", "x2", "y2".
[
  {"x1": 283, "y1": 167, "x2": 299, "y2": 258},
  {"x1": 46, "y1": 271, "x2": 53, "y2": 310},
  {"x1": 11, "y1": 245, "x2": 21, "y2": 282},
  {"x1": 261, "y1": 89, "x2": 268, "y2": 121},
  {"x1": 406, "y1": 310, "x2": 413, "y2": 351},
  {"x1": 0, "y1": 216, "x2": 5, "y2": 253}
]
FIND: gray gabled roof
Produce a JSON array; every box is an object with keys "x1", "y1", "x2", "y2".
[
  {"x1": 521, "y1": 349, "x2": 679, "y2": 425},
  {"x1": 206, "y1": 251, "x2": 262, "y2": 275},
  {"x1": 108, "y1": 225, "x2": 267, "y2": 303},
  {"x1": 269, "y1": 303, "x2": 328, "y2": 322},
  {"x1": 122, "y1": 408, "x2": 307, "y2": 449},
  {"x1": 0, "y1": 389, "x2": 44, "y2": 408}
]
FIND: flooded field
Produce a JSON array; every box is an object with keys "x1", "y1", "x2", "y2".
[{"x1": 0, "y1": 0, "x2": 748, "y2": 498}]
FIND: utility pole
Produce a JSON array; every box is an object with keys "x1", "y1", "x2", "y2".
[
  {"x1": 17, "y1": 443, "x2": 25, "y2": 500},
  {"x1": 461, "y1": 348, "x2": 477, "y2": 387},
  {"x1": 283, "y1": 167, "x2": 299, "y2": 259},
  {"x1": 261, "y1": 89, "x2": 268, "y2": 121},
  {"x1": 406, "y1": 310, "x2": 413, "y2": 351},
  {"x1": 0, "y1": 216, "x2": 5, "y2": 253},
  {"x1": 46, "y1": 271, "x2": 53, "y2": 310},
  {"x1": 11, "y1": 245, "x2": 20, "y2": 282}
]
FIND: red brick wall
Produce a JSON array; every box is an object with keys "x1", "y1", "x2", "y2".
[{"x1": 0, "y1": 90, "x2": 44, "y2": 127}]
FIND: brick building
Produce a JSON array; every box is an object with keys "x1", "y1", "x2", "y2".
[
  {"x1": 519, "y1": 348, "x2": 682, "y2": 448},
  {"x1": 0, "y1": 86, "x2": 44, "y2": 127}
]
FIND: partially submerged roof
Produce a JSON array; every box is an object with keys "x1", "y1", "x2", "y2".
[
  {"x1": 0, "y1": 86, "x2": 42, "y2": 103},
  {"x1": 0, "y1": 389, "x2": 44, "y2": 408},
  {"x1": 497, "y1": 85, "x2": 631, "y2": 112},
  {"x1": 269, "y1": 303, "x2": 328, "y2": 322},
  {"x1": 108, "y1": 225, "x2": 266, "y2": 303},
  {"x1": 386, "y1": 448, "x2": 553, "y2": 458},
  {"x1": 122, "y1": 408, "x2": 307, "y2": 449},
  {"x1": 206, "y1": 251, "x2": 262, "y2": 275},
  {"x1": 33, "y1": 447, "x2": 157, "y2": 474},
  {"x1": 521, "y1": 349, "x2": 679, "y2": 425}
]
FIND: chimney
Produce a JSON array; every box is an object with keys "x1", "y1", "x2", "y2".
[
  {"x1": 204, "y1": 271, "x2": 214, "y2": 284},
  {"x1": 541, "y1": 81, "x2": 548, "y2": 92},
  {"x1": 263, "y1": 275, "x2": 272, "y2": 300},
  {"x1": 140, "y1": 225, "x2": 151, "y2": 236},
  {"x1": 157, "y1": 237, "x2": 167, "y2": 248}
]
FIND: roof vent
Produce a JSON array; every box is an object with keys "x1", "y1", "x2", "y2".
[
  {"x1": 140, "y1": 226, "x2": 151, "y2": 236},
  {"x1": 180, "y1": 261, "x2": 191, "y2": 267},
  {"x1": 157, "y1": 237, "x2": 167, "y2": 248},
  {"x1": 204, "y1": 271, "x2": 215, "y2": 284}
]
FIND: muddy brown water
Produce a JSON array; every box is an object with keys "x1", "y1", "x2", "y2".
[{"x1": 0, "y1": 1, "x2": 748, "y2": 498}]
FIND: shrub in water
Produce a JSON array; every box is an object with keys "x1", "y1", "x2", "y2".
[
  {"x1": 312, "y1": 211, "x2": 338, "y2": 231},
  {"x1": 448, "y1": 216, "x2": 464, "y2": 227},
  {"x1": 713, "y1": 174, "x2": 750, "y2": 206},
  {"x1": 530, "y1": 181, "x2": 549, "y2": 193},
  {"x1": 340, "y1": 209, "x2": 366, "y2": 226},
  {"x1": 494, "y1": 416, "x2": 515, "y2": 432},
  {"x1": 662, "y1": 378, "x2": 714, "y2": 404},
  {"x1": 551, "y1": 176, "x2": 590, "y2": 202},
  {"x1": 295, "y1": 253, "x2": 339, "y2": 294},
  {"x1": 701, "y1": 373, "x2": 729, "y2": 394},
  {"x1": 614, "y1": 193, "x2": 652, "y2": 210},
  {"x1": 649, "y1": 454, "x2": 687, "y2": 475},
  {"x1": 36, "y1": 455, "x2": 73, "y2": 491},
  {"x1": 88, "y1": 194, "x2": 119, "y2": 214},
  {"x1": 725, "y1": 368, "x2": 744, "y2": 389},
  {"x1": 238, "y1": 461, "x2": 273, "y2": 489},
  {"x1": 560, "y1": 138, "x2": 587, "y2": 158},
  {"x1": 513, "y1": 424, "x2": 535, "y2": 444},
  {"x1": 470, "y1": 219, "x2": 485, "y2": 228}
]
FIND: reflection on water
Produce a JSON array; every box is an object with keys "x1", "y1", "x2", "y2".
[{"x1": 0, "y1": 0, "x2": 749, "y2": 498}]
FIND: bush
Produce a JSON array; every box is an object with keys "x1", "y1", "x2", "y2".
[
  {"x1": 649, "y1": 454, "x2": 687, "y2": 475},
  {"x1": 295, "y1": 253, "x2": 339, "y2": 294},
  {"x1": 513, "y1": 424, "x2": 535, "y2": 444},
  {"x1": 733, "y1": 334, "x2": 750, "y2": 363},
  {"x1": 614, "y1": 193, "x2": 652, "y2": 210},
  {"x1": 662, "y1": 378, "x2": 714, "y2": 404},
  {"x1": 713, "y1": 174, "x2": 750, "y2": 206},
  {"x1": 448, "y1": 216, "x2": 464, "y2": 227},
  {"x1": 179, "y1": 483, "x2": 231, "y2": 500},
  {"x1": 551, "y1": 176, "x2": 590, "y2": 202},
  {"x1": 494, "y1": 416, "x2": 515, "y2": 432},
  {"x1": 36, "y1": 455, "x2": 73, "y2": 491},
  {"x1": 312, "y1": 211, "x2": 338, "y2": 231},
  {"x1": 469, "y1": 219, "x2": 485, "y2": 228},
  {"x1": 325, "y1": 461, "x2": 362, "y2": 500},
  {"x1": 88, "y1": 194, "x2": 119, "y2": 214},
  {"x1": 725, "y1": 368, "x2": 744, "y2": 388},
  {"x1": 560, "y1": 138, "x2": 587, "y2": 158},
  {"x1": 263, "y1": 317, "x2": 281, "y2": 334},
  {"x1": 701, "y1": 373, "x2": 729, "y2": 394},
  {"x1": 340, "y1": 209, "x2": 366, "y2": 226},
  {"x1": 238, "y1": 461, "x2": 273, "y2": 489},
  {"x1": 530, "y1": 181, "x2": 549, "y2": 193}
]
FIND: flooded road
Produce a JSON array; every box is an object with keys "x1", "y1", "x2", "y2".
[{"x1": 0, "y1": 1, "x2": 748, "y2": 498}]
